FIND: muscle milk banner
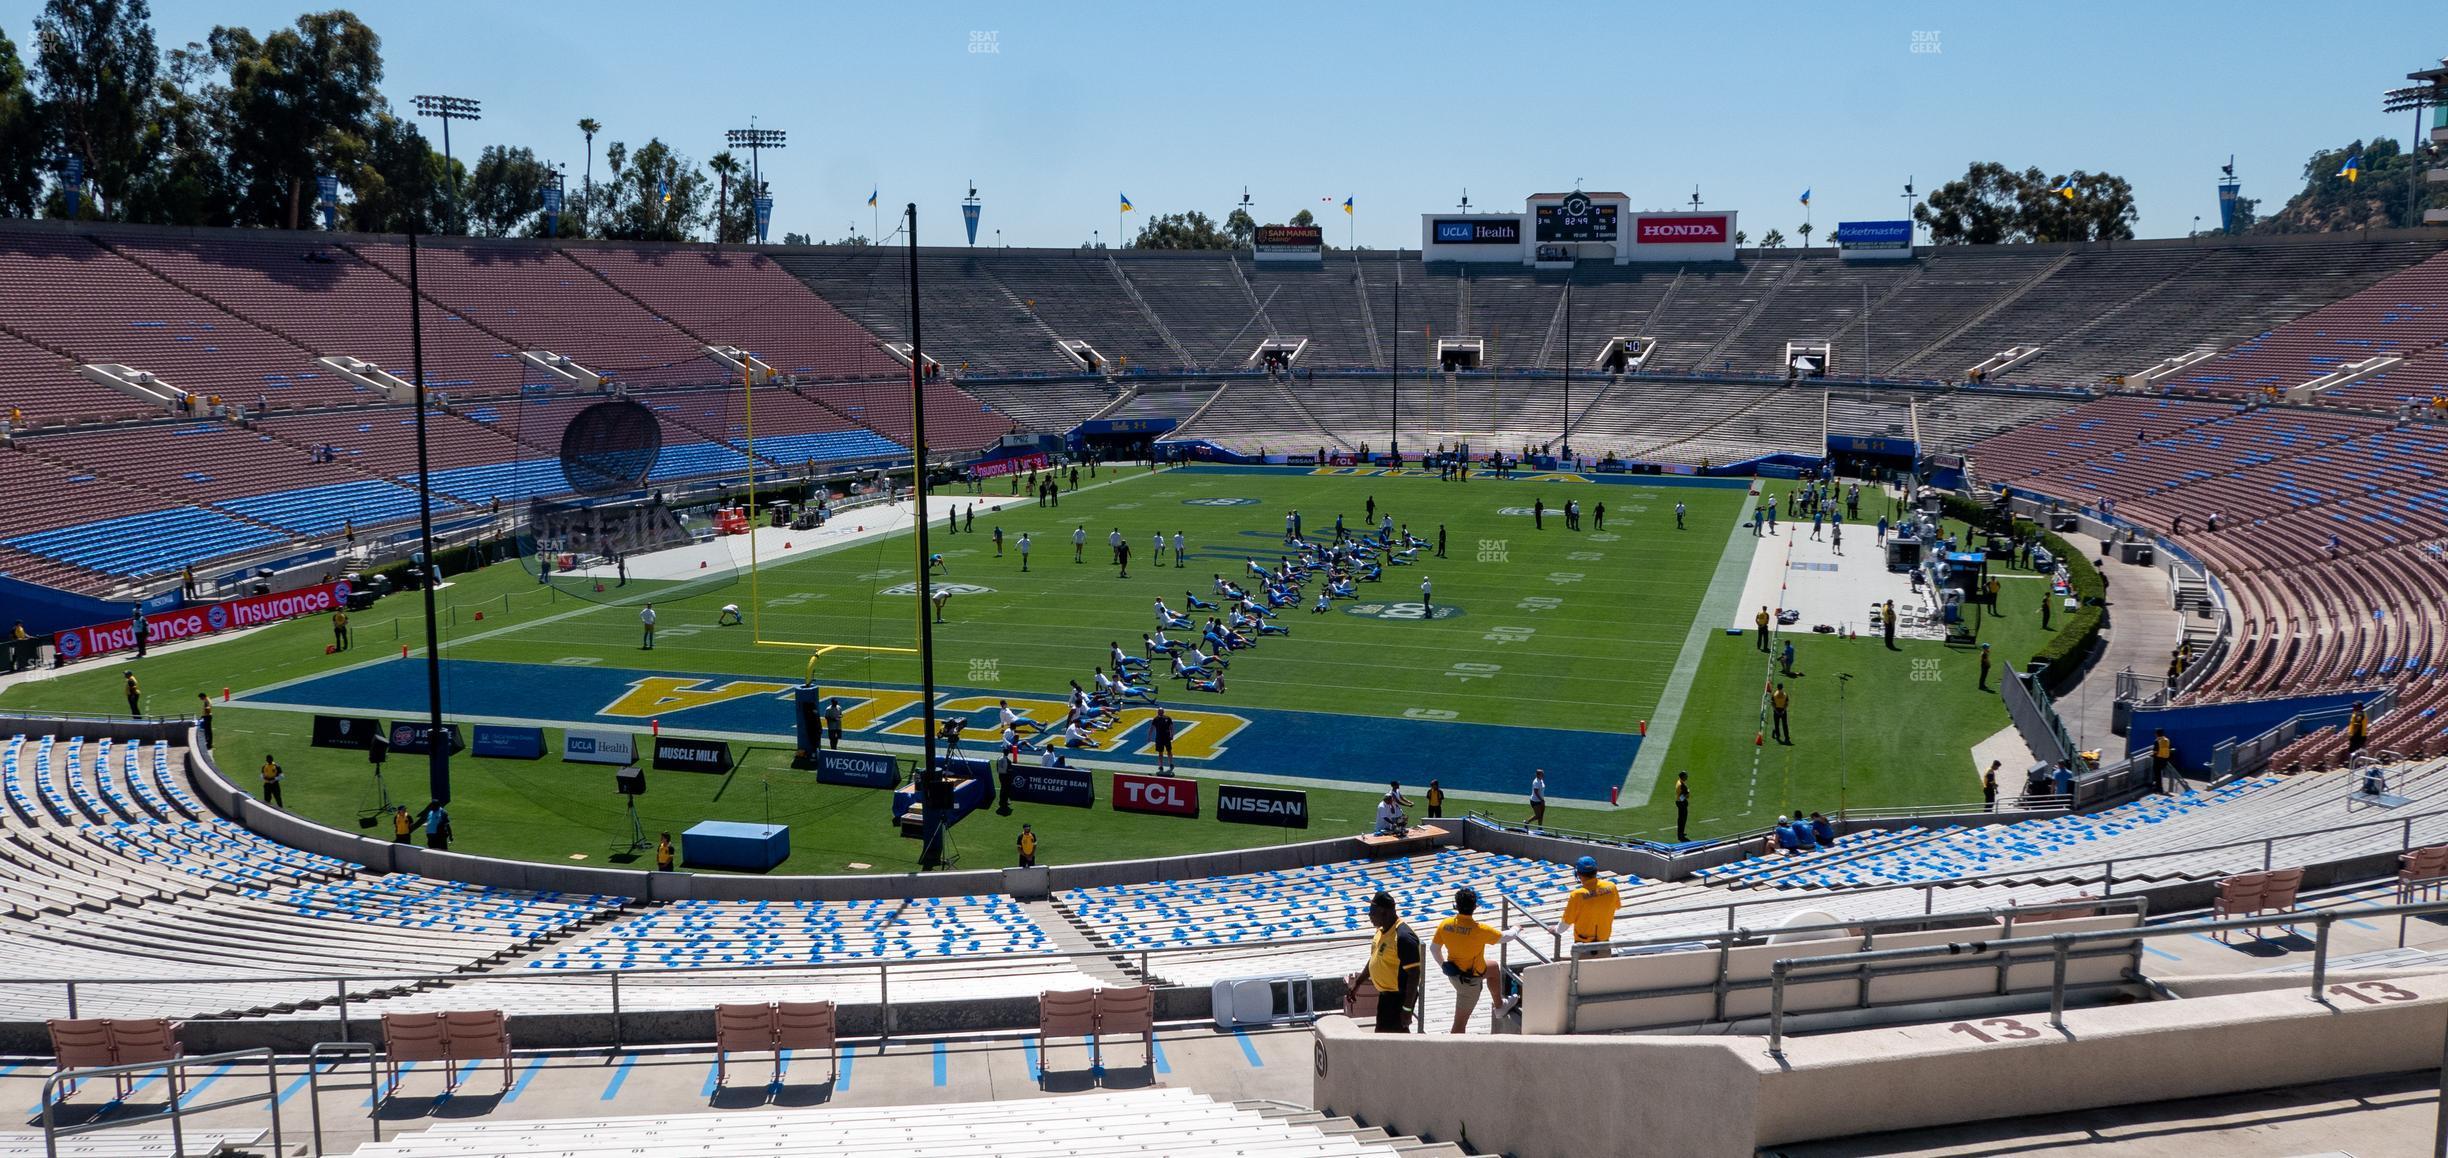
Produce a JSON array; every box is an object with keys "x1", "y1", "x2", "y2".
[{"x1": 53, "y1": 581, "x2": 352, "y2": 663}]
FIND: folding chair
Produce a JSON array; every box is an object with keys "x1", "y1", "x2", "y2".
[
  {"x1": 379, "y1": 1013, "x2": 449, "y2": 1098},
  {"x1": 44, "y1": 1019, "x2": 115, "y2": 1100},
  {"x1": 104, "y1": 1019, "x2": 187, "y2": 1101},
  {"x1": 1036, "y1": 988, "x2": 1099, "y2": 1083},
  {"x1": 1093, "y1": 986, "x2": 1155, "y2": 1070},
  {"x1": 775, "y1": 1001, "x2": 839, "y2": 1085},
  {"x1": 713, "y1": 1003, "x2": 778, "y2": 1089}
]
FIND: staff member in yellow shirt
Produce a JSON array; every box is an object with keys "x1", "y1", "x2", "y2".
[
  {"x1": 655, "y1": 831, "x2": 676, "y2": 873},
  {"x1": 259, "y1": 754, "x2": 285, "y2": 809},
  {"x1": 1431, "y1": 887, "x2": 1504, "y2": 1033},
  {"x1": 1357, "y1": 891, "x2": 1421, "y2": 1034},
  {"x1": 391, "y1": 805, "x2": 413, "y2": 844},
  {"x1": 1423, "y1": 779, "x2": 1445, "y2": 820},
  {"x1": 1560, "y1": 856, "x2": 1618, "y2": 957}
]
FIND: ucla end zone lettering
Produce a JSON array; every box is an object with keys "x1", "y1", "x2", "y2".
[{"x1": 238, "y1": 658, "x2": 1641, "y2": 799}]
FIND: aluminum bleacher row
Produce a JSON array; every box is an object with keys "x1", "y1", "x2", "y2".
[
  {"x1": 1966, "y1": 392, "x2": 2448, "y2": 754},
  {"x1": 4, "y1": 726, "x2": 2443, "y2": 1034},
  {"x1": 0, "y1": 734, "x2": 624, "y2": 1021},
  {"x1": 2173, "y1": 247, "x2": 2448, "y2": 406},
  {"x1": 0, "y1": 385, "x2": 906, "y2": 588},
  {"x1": 349, "y1": 1088, "x2": 1461, "y2": 1158},
  {"x1": 1698, "y1": 765, "x2": 2448, "y2": 897}
]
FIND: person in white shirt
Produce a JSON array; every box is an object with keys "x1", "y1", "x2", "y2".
[
  {"x1": 1419, "y1": 577, "x2": 1433, "y2": 616},
  {"x1": 640, "y1": 603, "x2": 657, "y2": 649},
  {"x1": 1108, "y1": 528, "x2": 1124, "y2": 564},
  {"x1": 1152, "y1": 531, "x2": 1166, "y2": 565},
  {"x1": 1375, "y1": 793, "x2": 1408, "y2": 836},
  {"x1": 1073, "y1": 525, "x2": 1087, "y2": 564},
  {"x1": 1017, "y1": 532, "x2": 1032, "y2": 572},
  {"x1": 997, "y1": 700, "x2": 1046, "y2": 735},
  {"x1": 1063, "y1": 720, "x2": 1096, "y2": 748},
  {"x1": 715, "y1": 603, "x2": 743, "y2": 626},
  {"x1": 1172, "y1": 531, "x2": 1185, "y2": 568}
]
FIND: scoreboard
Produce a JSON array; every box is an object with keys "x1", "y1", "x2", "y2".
[{"x1": 1534, "y1": 193, "x2": 1618, "y2": 242}]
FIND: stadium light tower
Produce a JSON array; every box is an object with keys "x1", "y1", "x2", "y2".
[
  {"x1": 412, "y1": 94, "x2": 481, "y2": 215},
  {"x1": 2383, "y1": 58, "x2": 2447, "y2": 228},
  {"x1": 725, "y1": 126, "x2": 786, "y2": 212}
]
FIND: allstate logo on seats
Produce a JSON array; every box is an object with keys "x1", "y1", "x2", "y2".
[
  {"x1": 1182, "y1": 497, "x2": 1260, "y2": 507},
  {"x1": 1344, "y1": 601, "x2": 1463, "y2": 621},
  {"x1": 880, "y1": 582, "x2": 996, "y2": 596}
]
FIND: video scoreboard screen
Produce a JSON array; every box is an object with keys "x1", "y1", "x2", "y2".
[{"x1": 1535, "y1": 194, "x2": 1618, "y2": 242}]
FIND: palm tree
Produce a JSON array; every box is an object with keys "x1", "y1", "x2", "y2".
[
  {"x1": 577, "y1": 118, "x2": 601, "y2": 228},
  {"x1": 708, "y1": 151, "x2": 742, "y2": 242},
  {"x1": 1761, "y1": 228, "x2": 1786, "y2": 248},
  {"x1": 1797, "y1": 221, "x2": 1814, "y2": 248}
]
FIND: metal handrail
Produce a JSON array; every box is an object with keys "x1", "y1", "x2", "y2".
[
  {"x1": 15, "y1": 897, "x2": 1570, "y2": 1047},
  {"x1": 305, "y1": 1040, "x2": 378, "y2": 1156},
  {"x1": 1763, "y1": 896, "x2": 2448, "y2": 1057},
  {"x1": 41, "y1": 1046, "x2": 282, "y2": 1158},
  {"x1": 1603, "y1": 800, "x2": 2448, "y2": 932},
  {"x1": 1555, "y1": 896, "x2": 2152, "y2": 1034}
]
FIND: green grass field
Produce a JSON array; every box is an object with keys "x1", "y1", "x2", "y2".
[{"x1": 0, "y1": 467, "x2": 2049, "y2": 872}]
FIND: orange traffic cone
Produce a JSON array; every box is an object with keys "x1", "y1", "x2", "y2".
[
  {"x1": 473, "y1": 611, "x2": 484, "y2": 621},
  {"x1": 594, "y1": 581, "x2": 605, "y2": 593},
  {"x1": 1638, "y1": 719, "x2": 1648, "y2": 736},
  {"x1": 324, "y1": 644, "x2": 335, "y2": 655},
  {"x1": 401, "y1": 645, "x2": 409, "y2": 658},
  {"x1": 1755, "y1": 730, "x2": 1765, "y2": 746},
  {"x1": 221, "y1": 687, "x2": 230, "y2": 702}
]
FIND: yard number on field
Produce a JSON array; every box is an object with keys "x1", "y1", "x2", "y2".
[
  {"x1": 1546, "y1": 572, "x2": 1584, "y2": 585},
  {"x1": 1445, "y1": 662, "x2": 1501, "y2": 683},
  {"x1": 1517, "y1": 596, "x2": 1563, "y2": 613},
  {"x1": 1483, "y1": 626, "x2": 1535, "y2": 646}
]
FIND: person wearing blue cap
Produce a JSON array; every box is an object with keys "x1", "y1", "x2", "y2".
[
  {"x1": 1561, "y1": 857, "x2": 1618, "y2": 957},
  {"x1": 1431, "y1": 886, "x2": 1503, "y2": 1033}
]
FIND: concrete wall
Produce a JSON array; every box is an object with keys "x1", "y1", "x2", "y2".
[{"x1": 1316, "y1": 970, "x2": 2448, "y2": 1158}]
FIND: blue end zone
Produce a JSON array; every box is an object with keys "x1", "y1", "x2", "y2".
[{"x1": 238, "y1": 658, "x2": 1637, "y2": 799}]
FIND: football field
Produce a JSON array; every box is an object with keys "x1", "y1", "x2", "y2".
[
  {"x1": 0, "y1": 464, "x2": 2064, "y2": 874},
  {"x1": 241, "y1": 465, "x2": 1752, "y2": 802}
]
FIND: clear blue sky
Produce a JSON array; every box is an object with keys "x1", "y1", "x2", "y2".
[{"x1": 51, "y1": 0, "x2": 2443, "y2": 245}]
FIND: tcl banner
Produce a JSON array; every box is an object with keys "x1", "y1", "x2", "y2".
[
  {"x1": 1112, "y1": 771, "x2": 1199, "y2": 817},
  {"x1": 54, "y1": 581, "x2": 351, "y2": 663},
  {"x1": 1634, "y1": 214, "x2": 1730, "y2": 244}
]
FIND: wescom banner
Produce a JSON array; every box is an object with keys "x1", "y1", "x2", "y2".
[{"x1": 55, "y1": 581, "x2": 351, "y2": 662}]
